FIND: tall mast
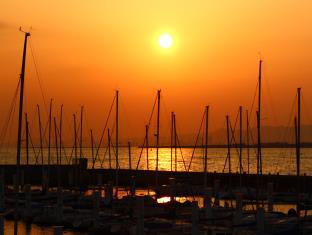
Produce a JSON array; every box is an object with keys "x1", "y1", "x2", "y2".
[
  {"x1": 257, "y1": 59, "x2": 263, "y2": 175},
  {"x1": 174, "y1": 113, "x2": 177, "y2": 172},
  {"x1": 54, "y1": 117, "x2": 59, "y2": 187},
  {"x1": 115, "y1": 90, "x2": 119, "y2": 194},
  {"x1": 59, "y1": 105, "x2": 63, "y2": 165},
  {"x1": 239, "y1": 106, "x2": 243, "y2": 188},
  {"x1": 226, "y1": 116, "x2": 231, "y2": 173},
  {"x1": 256, "y1": 111, "x2": 260, "y2": 209},
  {"x1": 91, "y1": 129, "x2": 94, "y2": 169},
  {"x1": 145, "y1": 125, "x2": 149, "y2": 170},
  {"x1": 170, "y1": 112, "x2": 174, "y2": 172},
  {"x1": 54, "y1": 117, "x2": 59, "y2": 165},
  {"x1": 297, "y1": 88, "x2": 301, "y2": 178},
  {"x1": 37, "y1": 105, "x2": 44, "y2": 191},
  {"x1": 226, "y1": 115, "x2": 231, "y2": 192},
  {"x1": 48, "y1": 99, "x2": 52, "y2": 166},
  {"x1": 25, "y1": 113, "x2": 29, "y2": 165},
  {"x1": 156, "y1": 90, "x2": 161, "y2": 187},
  {"x1": 80, "y1": 106, "x2": 83, "y2": 160},
  {"x1": 296, "y1": 87, "x2": 301, "y2": 216},
  {"x1": 73, "y1": 114, "x2": 77, "y2": 165},
  {"x1": 246, "y1": 110, "x2": 250, "y2": 174},
  {"x1": 128, "y1": 142, "x2": 132, "y2": 170},
  {"x1": 15, "y1": 31, "x2": 30, "y2": 193},
  {"x1": 204, "y1": 106, "x2": 209, "y2": 188}
]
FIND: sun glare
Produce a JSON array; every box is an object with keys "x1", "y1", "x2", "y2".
[{"x1": 159, "y1": 33, "x2": 173, "y2": 48}]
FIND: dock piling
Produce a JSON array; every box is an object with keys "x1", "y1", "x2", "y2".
[
  {"x1": 267, "y1": 182, "x2": 273, "y2": 212},
  {"x1": 136, "y1": 196, "x2": 144, "y2": 235},
  {"x1": 204, "y1": 188, "x2": 212, "y2": 219},
  {"x1": 191, "y1": 201, "x2": 199, "y2": 235}
]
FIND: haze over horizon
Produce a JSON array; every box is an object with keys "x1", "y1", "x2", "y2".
[{"x1": 1, "y1": 1, "x2": 312, "y2": 146}]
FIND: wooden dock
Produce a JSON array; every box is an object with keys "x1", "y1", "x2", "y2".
[{"x1": 0, "y1": 164, "x2": 311, "y2": 193}]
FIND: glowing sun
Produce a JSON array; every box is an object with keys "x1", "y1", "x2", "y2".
[{"x1": 159, "y1": 33, "x2": 173, "y2": 48}]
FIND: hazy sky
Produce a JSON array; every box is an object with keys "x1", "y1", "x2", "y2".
[{"x1": 1, "y1": 1, "x2": 312, "y2": 145}]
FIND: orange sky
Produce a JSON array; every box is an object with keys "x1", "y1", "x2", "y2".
[{"x1": 1, "y1": 1, "x2": 312, "y2": 145}]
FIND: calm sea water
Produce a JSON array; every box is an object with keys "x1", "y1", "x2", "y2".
[
  {"x1": 1, "y1": 147, "x2": 309, "y2": 234},
  {"x1": 0, "y1": 147, "x2": 311, "y2": 175}
]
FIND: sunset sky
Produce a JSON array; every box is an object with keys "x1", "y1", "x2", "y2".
[{"x1": 1, "y1": 1, "x2": 312, "y2": 145}]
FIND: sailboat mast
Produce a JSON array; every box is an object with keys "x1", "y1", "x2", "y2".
[
  {"x1": 59, "y1": 105, "x2": 63, "y2": 165},
  {"x1": 48, "y1": 99, "x2": 52, "y2": 166},
  {"x1": 296, "y1": 87, "x2": 301, "y2": 216},
  {"x1": 257, "y1": 59, "x2": 263, "y2": 175},
  {"x1": 80, "y1": 106, "x2": 83, "y2": 160},
  {"x1": 246, "y1": 110, "x2": 250, "y2": 174},
  {"x1": 15, "y1": 31, "x2": 30, "y2": 194},
  {"x1": 226, "y1": 115, "x2": 231, "y2": 173},
  {"x1": 37, "y1": 105, "x2": 44, "y2": 166},
  {"x1": 73, "y1": 114, "x2": 77, "y2": 165},
  {"x1": 25, "y1": 113, "x2": 29, "y2": 165},
  {"x1": 239, "y1": 106, "x2": 243, "y2": 188},
  {"x1": 91, "y1": 129, "x2": 94, "y2": 169},
  {"x1": 226, "y1": 115, "x2": 231, "y2": 192},
  {"x1": 115, "y1": 90, "x2": 119, "y2": 193},
  {"x1": 145, "y1": 125, "x2": 149, "y2": 170},
  {"x1": 170, "y1": 112, "x2": 174, "y2": 172},
  {"x1": 297, "y1": 88, "x2": 301, "y2": 177},
  {"x1": 156, "y1": 90, "x2": 161, "y2": 187},
  {"x1": 128, "y1": 142, "x2": 132, "y2": 170},
  {"x1": 174, "y1": 113, "x2": 177, "y2": 172},
  {"x1": 204, "y1": 106, "x2": 209, "y2": 188}
]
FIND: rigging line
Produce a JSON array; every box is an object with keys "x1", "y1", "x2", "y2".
[
  {"x1": 229, "y1": 111, "x2": 244, "y2": 172},
  {"x1": 98, "y1": 119, "x2": 116, "y2": 167},
  {"x1": 135, "y1": 93, "x2": 158, "y2": 170},
  {"x1": 249, "y1": 81, "x2": 259, "y2": 127},
  {"x1": 119, "y1": 98, "x2": 133, "y2": 141},
  {"x1": 0, "y1": 80, "x2": 20, "y2": 148},
  {"x1": 94, "y1": 95, "x2": 116, "y2": 161},
  {"x1": 222, "y1": 118, "x2": 230, "y2": 173},
  {"x1": 187, "y1": 110, "x2": 205, "y2": 172},
  {"x1": 161, "y1": 94, "x2": 174, "y2": 138},
  {"x1": 264, "y1": 72, "x2": 279, "y2": 127},
  {"x1": 100, "y1": 145, "x2": 110, "y2": 168},
  {"x1": 28, "y1": 128, "x2": 39, "y2": 164},
  {"x1": 29, "y1": 38, "x2": 49, "y2": 116},
  {"x1": 272, "y1": 95, "x2": 296, "y2": 174},
  {"x1": 174, "y1": 122, "x2": 187, "y2": 171}
]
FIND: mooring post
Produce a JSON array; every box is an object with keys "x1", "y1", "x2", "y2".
[
  {"x1": 13, "y1": 174, "x2": 18, "y2": 194},
  {"x1": 105, "y1": 182, "x2": 113, "y2": 204},
  {"x1": 130, "y1": 176, "x2": 136, "y2": 197},
  {"x1": 191, "y1": 201, "x2": 199, "y2": 235},
  {"x1": 214, "y1": 179, "x2": 220, "y2": 206},
  {"x1": 267, "y1": 182, "x2": 273, "y2": 213},
  {"x1": 56, "y1": 187, "x2": 63, "y2": 223},
  {"x1": 233, "y1": 192, "x2": 243, "y2": 224},
  {"x1": 21, "y1": 170, "x2": 25, "y2": 189},
  {"x1": 24, "y1": 184, "x2": 31, "y2": 217},
  {"x1": 204, "y1": 188, "x2": 212, "y2": 219},
  {"x1": 97, "y1": 173, "x2": 103, "y2": 189},
  {"x1": 0, "y1": 172, "x2": 4, "y2": 213},
  {"x1": 93, "y1": 191, "x2": 100, "y2": 227},
  {"x1": 136, "y1": 196, "x2": 144, "y2": 235},
  {"x1": 169, "y1": 177, "x2": 175, "y2": 203},
  {"x1": 257, "y1": 207, "x2": 265, "y2": 235}
]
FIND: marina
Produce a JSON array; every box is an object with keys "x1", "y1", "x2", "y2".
[{"x1": 1, "y1": 1, "x2": 312, "y2": 234}]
